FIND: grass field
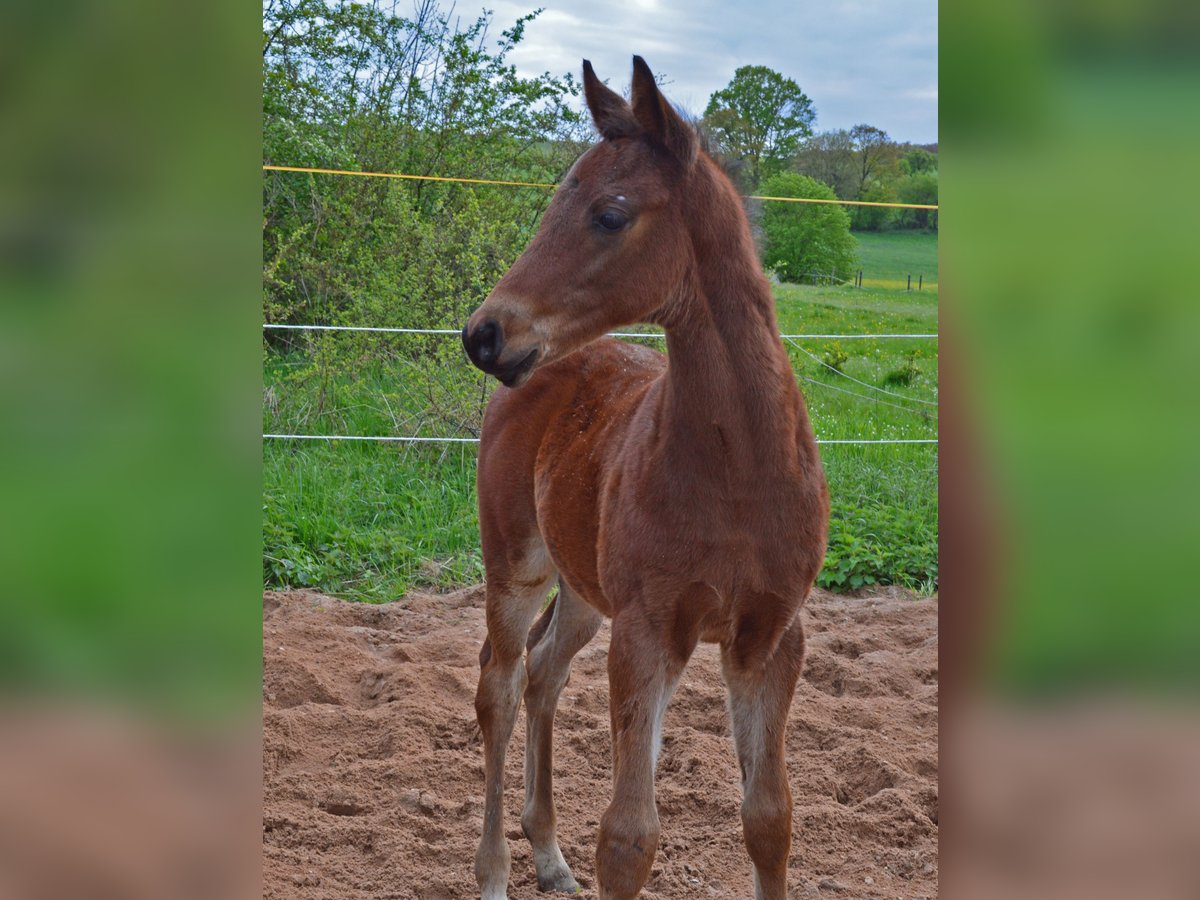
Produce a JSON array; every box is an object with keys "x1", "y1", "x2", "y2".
[
  {"x1": 853, "y1": 230, "x2": 938, "y2": 289},
  {"x1": 263, "y1": 275, "x2": 938, "y2": 602}
]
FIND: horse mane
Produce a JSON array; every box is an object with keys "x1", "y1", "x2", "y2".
[
  {"x1": 680, "y1": 109, "x2": 748, "y2": 186},
  {"x1": 681, "y1": 111, "x2": 764, "y2": 256}
]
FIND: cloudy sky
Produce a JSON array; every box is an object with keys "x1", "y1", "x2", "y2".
[{"x1": 483, "y1": 0, "x2": 938, "y2": 144}]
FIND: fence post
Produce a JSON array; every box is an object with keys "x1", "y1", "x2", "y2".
[
  {"x1": 907, "y1": 274, "x2": 912, "y2": 291},
  {"x1": 857, "y1": 270, "x2": 863, "y2": 288},
  {"x1": 918, "y1": 274, "x2": 923, "y2": 291}
]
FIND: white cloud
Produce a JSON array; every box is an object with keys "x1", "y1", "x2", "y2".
[{"x1": 482, "y1": 0, "x2": 937, "y2": 142}]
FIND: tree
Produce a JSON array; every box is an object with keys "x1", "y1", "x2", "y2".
[
  {"x1": 262, "y1": 1, "x2": 585, "y2": 332},
  {"x1": 849, "y1": 124, "x2": 899, "y2": 198},
  {"x1": 900, "y1": 146, "x2": 937, "y2": 175},
  {"x1": 793, "y1": 129, "x2": 858, "y2": 199},
  {"x1": 759, "y1": 173, "x2": 857, "y2": 283},
  {"x1": 261, "y1": 1, "x2": 586, "y2": 434},
  {"x1": 703, "y1": 66, "x2": 815, "y2": 188},
  {"x1": 850, "y1": 181, "x2": 899, "y2": 232},
  {"x1": 897, "y1": 172, "x2": 939, "y2": 231}
]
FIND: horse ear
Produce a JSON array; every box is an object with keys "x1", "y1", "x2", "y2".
[
  {"x1": 582, "y1": 59, "x2": 638, "y2": 141},
  {"x1": 630, "y1": 55, "x2": 697, "y2": 168}
]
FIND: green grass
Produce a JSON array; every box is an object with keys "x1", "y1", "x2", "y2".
[
  {"x1": 262, "y1": 338, "x2": 490, "y2": 600},
  {"x1": 263, "y1": 277, "x2": 938, "y2": 602},
  {"x1": 853, "y1": 230, "x2": 939, "y2": 288},
  {"x1": 773, "y1": 281, "x2": 938, "y2": 592},
  {"x1": 263, "y1": 441, "x2": 482, "y2": 601}
]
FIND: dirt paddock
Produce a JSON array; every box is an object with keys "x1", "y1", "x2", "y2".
[{"x1": 263, "y1": 587, "x2": 937, "y2": 898}]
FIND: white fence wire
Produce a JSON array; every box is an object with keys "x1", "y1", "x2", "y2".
[
  {"x1": 782, "y1": 336, "x2": 938, "y2": 407},
  {"x1": 263, "y1": 433, "x2": 937, "y2": 445},
  {"x1": 263, "y1": 323, "x2": 938, "y2": 340},
  {"x1": 262, "y1": 323, "x2": 938, "y2": 447}
]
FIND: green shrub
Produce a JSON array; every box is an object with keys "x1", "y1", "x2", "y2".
[
  {"x1": 262, "y1": 2, "x2": 587, "y2": 438},
  {"x1": 759, "y1": 173, "x2": 857, "y2": 283},
  {"x1": 883, "y1": 351, "x2": 922, "y2": 386},
  {"x1": 821, "y1": 341, "x2": 849, "y2": 372},
  {"x1": 818, "y1": 500, "x2": 938, "y2": 592}
]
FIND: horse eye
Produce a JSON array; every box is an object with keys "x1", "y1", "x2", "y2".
[{"x1": 595, "y1": 209, "x2": 628, "y2": 232}]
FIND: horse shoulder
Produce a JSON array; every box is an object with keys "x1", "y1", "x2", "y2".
[{"x1": 520, "y1": 341, "x2": 663, "y2": 610}]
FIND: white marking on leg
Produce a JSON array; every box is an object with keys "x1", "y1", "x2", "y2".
[
  {"x1": 729, "y1": 690, "x2": 767, "y2": 785},
  {"x1": 519, "y1": 536, "x2": 553, "y2": 583},
  {"x1": 651, "y1": 674, "x2": 682, "y2": 769}
]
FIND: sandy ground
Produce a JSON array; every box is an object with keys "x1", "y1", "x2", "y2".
[{"x1": 263, "y1": 586, "x2": 937, "y2": 898}]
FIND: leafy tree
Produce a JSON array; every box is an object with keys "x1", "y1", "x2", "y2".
[
  {"x1": 849, "y1": 124, "x2": 899, "y2": 198},
  {"x1": 262, "y1": 1, "x2": 586, "y2": 436},
  {"x1": 900, "y1": 146, "x2": 937, "y2": 175},
  {"x1": 850, "y1": 181, "x2": 899, "y2": 231},
  {"x1": 262, "y1": 1, "x2": 586, "y2": 332},
  {"x1": 896, "y1": 172, "x2": 939, "y2": 231},
  {"x1": 703, "y1": 66, "x2": 816, "y2": 188},
  {"x1": 793, "y1": 129, "x2": 858, "y2": 199},
  {"x1": 759, "y1": 173, "x2": 856, "y2": 282}
]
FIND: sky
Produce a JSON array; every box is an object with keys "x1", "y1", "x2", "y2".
[{"x1": 482, "y1": 0, "x2": 938, "y2": 145}]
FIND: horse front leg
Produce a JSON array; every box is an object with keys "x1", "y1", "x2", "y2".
[
  {"x1": 474, "y1": 573, "x2": 554, "y2": 900},
  {"x1": 596, "y1": 607, "x2": 693, "y2": 899},
  {"x1": 721, "y1": 610, "x2": 806, "y2": 900},
  {"x1": 522, "y1": 580, "x2": 602, "y2": 892}
]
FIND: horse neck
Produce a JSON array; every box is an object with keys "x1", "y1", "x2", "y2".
[{"x1": 657, "y1": 169, "x2": 810, "y2": 466}]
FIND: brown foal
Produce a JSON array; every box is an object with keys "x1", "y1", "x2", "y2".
[{"x1": 461, "y1": 57, "x2": 829, "y2": 900}]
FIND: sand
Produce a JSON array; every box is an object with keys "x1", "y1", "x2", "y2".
[{"x1": 263, "y1": 586, "x2": 937, "y2": 898}]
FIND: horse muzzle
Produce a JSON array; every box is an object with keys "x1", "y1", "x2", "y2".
[{"x1": 461, "y1": 319, "x2": 541, "y2": 388}]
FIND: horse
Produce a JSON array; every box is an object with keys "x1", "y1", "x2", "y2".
[{"x1": 460, "y1": 56, "x2": 829, "y2": 900}]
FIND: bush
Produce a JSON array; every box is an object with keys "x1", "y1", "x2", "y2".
[
  {"x1": 263, "y1": 2, "x2": 587, "y2": 338},
  {"x1": 821, "y1": 341, "x2": 849, "y2": 373},
  {"x1": 883, "y1": 350, "x2": 922, "y2": 386},
  {"x1": 818, "y1": 500, "x2": 938, "y2": 592},
  {"x1": 759, "y1": 173, "x2": 857, "y2": 283},
  {"x1": 262, "y1": 2, "x2": 587, "y2": 437}
]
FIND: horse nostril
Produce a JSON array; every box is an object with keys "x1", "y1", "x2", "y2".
[
  {"x1": 464, "y1": 319, "x2": 504, "y2": 370},
  {"x1": 477, "y1": 321, "x2": 499, "y2": 364}
]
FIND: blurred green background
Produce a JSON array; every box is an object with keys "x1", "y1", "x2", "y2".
[
  {"x1": 0, "y1": 1, "x2": 261, "y2": 717},
  {"x1": 943, "y1": 0, "x2": 1200, "y2": 693}
]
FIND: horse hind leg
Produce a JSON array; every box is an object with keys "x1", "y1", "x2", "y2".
[
  {"x1": 521, "y1": 579, "x2": 602, "y2": 892},
  {"x1": 721, "y1": 610, "x2": 806, "y2": 900},
  {"x1": 474, "y1": 540, "x2": 556, "y2": 900}
]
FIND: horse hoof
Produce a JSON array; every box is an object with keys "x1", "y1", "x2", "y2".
[{"x1": 536, "y1": 868, "x2": 581, "y2": 893}]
